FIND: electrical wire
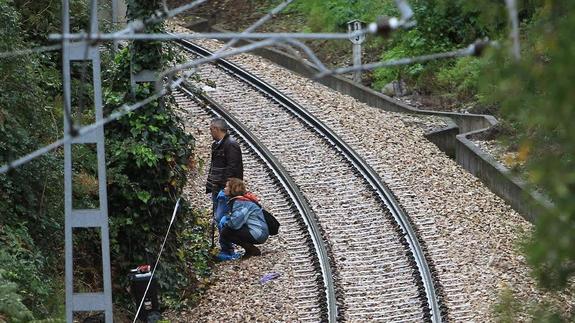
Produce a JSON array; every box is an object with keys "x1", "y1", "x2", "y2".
[
  {"x1": 216, "y1": 0, "x2": 296, "y2": 53},
  {"x1": 49, "y1": 30, "x2": 370, "y2": 42},
  {"x1": 0, "y1": 44, "x2": 61, "y2": 59},
  {"x1": 315, "y1": 39, "x2": 495, "y2": 79},
  {"x1": 132, "y1": 198, "x2": 181, "y2": 323},
  {"x1": 0, "y1": 39, "x2": 277, "y2": 175}
]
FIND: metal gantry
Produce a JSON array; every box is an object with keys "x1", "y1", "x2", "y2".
[{"x1": 62, "y1": 0, "x2": 113, "y2": 321}]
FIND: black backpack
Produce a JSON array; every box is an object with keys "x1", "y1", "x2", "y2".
[
  {"x1": 261, "y1": 208, "x2": 280, "y2": 236},
  {"x1": 228, "y1": 198, "x2": 280, "y2": 235}
]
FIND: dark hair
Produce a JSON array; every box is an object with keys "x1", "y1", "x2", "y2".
[
  {"x1": 210, "y1": 118, "x2": 228, "y2": 131},
  {"x1": 226, "y1": 178, "x2": 246, "y2": 197}
]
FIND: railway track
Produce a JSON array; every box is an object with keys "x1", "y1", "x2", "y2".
[
  {"x1": 176, "y1": 90, "x2": 334, "y2": 321},
  {"x1": 175, "y1": 40, "x2": 445, "y2": 322}
]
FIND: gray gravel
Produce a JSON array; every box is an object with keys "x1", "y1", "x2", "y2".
[
  {"x1": 166, "y1": 23, "x2": 572, "y2": 321},
  {"x1": 164, "y1": 98, "x2": 323, "y2": 322}
]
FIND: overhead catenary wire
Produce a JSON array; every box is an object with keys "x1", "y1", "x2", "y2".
[
  {"x1": 49, "y1": 30, "x2": 370, "y2": 42},
  {"x1": 0, "y1": 39, "x2": 277, "y2": 175},
  {"x1": 159, "y1": 0, "x2": 296, "y2": 92},
  {"x1": 0, "y1": 0, "x2": 208, "y2": 60},
  {"x1": 4, "y1": 1, "x2": 517, "y2": 175},
  {"x1": 0, "y1": 44, "x2": 62, "y2": 59},
  {"x1": 315, "y1": 39, "x2": 495, "y2": 79}
]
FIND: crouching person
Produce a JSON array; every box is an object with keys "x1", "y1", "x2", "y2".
[{"x1": 217, "y1": 178, "x2": 268, "y2": 260}]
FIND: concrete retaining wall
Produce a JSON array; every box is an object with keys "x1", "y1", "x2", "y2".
[
  {"x1": 186, "y1": 20, "x2": 550, "y2": 222},
  {"x1": 424, "y1": 121, "x2": 459, "y2": 159},
  {"x1": 456, "y1": 131, "x2": 552, "y2": 223}
]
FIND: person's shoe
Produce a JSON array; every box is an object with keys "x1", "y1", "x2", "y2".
[
  {"x1": 216, "y1": 251, "x2": 241, "y2": 261},
  {"x1": 241, "y1": 243, "x2": 261, "y2": 258}
]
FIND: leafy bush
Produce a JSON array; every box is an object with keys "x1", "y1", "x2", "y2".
[
  {"x1": 371, "y1": 0, "x2": 495, "y2": 94},
  {"x1": 436, "y1": 56, "x2": 487, "y2": 102},
  {"x1": 483, "y1": 1, "x2": 575, "y2": 293},
  {"x1": 0, "y1": 225, "x2": 64, "y2": 319},
  {"x1": 0, "y1": 271, "x2": 34, "y2": 322},
  {"x1": 0, "y1": 0, "x2": 65, "y2": 319},
  {"x1": 98, "y1": 0, "x2": 211, "y2": 308}
]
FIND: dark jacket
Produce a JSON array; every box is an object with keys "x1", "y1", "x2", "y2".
[{"x1": 206, "y1": 134, "x2": 243, "y2": 193}]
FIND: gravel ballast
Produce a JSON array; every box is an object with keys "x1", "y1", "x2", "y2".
[{"x1": 166, "y1": 23, "x2": 571, "y2": 320}]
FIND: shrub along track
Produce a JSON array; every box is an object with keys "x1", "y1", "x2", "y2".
[{"x1": 173, "y1": 40, "x2": 452, "y2": 322}]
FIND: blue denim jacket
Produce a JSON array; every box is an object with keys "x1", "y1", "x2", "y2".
[{"x1": 226, "y1": 199, "x2": 269, "y2": 243}]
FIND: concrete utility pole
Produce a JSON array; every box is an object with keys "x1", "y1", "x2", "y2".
[
  {"x1": 348, "y1": 19, "x2": 366, "y2": 83},
  {"x1": 112, "y1": 0, "x2": 128, "y2": 26},
  {"x1": 62, "y1": 0, "x2": 113, "y2": 321},
  {"x1": 111, "y1": 0, "x2": 128, "y2": 51}
]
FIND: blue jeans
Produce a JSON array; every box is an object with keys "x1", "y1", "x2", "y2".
[{"x1": 213, "y1": 190, "x2": 233, "y2": 253}]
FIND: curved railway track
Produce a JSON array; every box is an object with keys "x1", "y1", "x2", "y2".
[
  {"x1": 176, "y1": 40, "x2": 444, "y2": 322},
  {"x1": 179, "y1": 85, "x2": 338, "y2": 321}
]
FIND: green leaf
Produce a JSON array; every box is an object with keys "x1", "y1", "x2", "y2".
[{"x1": 136, "y1": 191, "x2": 151, "y2": 203}]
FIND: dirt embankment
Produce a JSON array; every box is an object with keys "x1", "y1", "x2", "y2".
[{"x1": 170, "y1": 1, "x2": 375, "y2": 83}]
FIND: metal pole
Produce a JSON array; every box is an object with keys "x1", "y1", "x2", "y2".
[
  {"x1": 112, "y1": 0, "x2": 118, "y2": 51},
  {"x1": 63, "y1": 0, "x2": 113, "y2": 321}
]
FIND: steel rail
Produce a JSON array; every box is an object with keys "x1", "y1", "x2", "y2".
[
  {"x1": 178, "y1": 85, "x2": 338, "y2": 323},
  {"x1": 177, "y1": 39, "x2": 442, "y2": 322}
]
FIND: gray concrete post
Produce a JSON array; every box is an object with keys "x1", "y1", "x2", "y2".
[{"x1": 348, "y1": 20, "x2": 366, "y2": 83}]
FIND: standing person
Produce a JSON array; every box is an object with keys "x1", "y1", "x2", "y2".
[
  {"x1": 206, "y1": 118, "x2": 243, "y2": 247},
  {"x1": 218, "y1": 178, "x2": 269, "y2": 260}
]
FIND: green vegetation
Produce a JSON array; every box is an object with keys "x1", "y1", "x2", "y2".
[
  {"x1": 291, "y1": 0, "x2": 575, "y2": 320},
  {"x1": 2, "y1": 0, "x2": 575, "y2": 320},
  {"x1": 0, "y1": 0, "x2": 210, "y2": 320},
  {"x1": 484, "y1": 0, "x2": 575, "y2": 295},
  {"x1": 0, "y1": 0, "x2": 66, "y2": 318},
  {"x1": 291, "y1": 0, "x2": 504, "y2": 107}
]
